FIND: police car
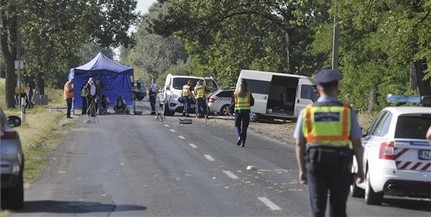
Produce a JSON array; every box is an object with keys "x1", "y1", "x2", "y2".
[
  {"x1": 208, "y1": 89, "x2": 234, "y2": 116},
  {"x1": 351, "y1": 94, "x2": 431, "y2": 205}
]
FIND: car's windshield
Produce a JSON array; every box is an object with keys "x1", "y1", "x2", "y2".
[
  {"x1": 172, "y1": 78, "x2": 200, "y2": 90},
  {"x1": 395, "y1": 114, "x2": 431, "y2": 139}
]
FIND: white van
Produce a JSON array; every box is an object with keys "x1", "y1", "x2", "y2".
[
  {"x1": 160, "y1": 74, "x2": 219, "y2": 116},
  {"x1": 237, "y1": 69, "x2": 318, "y2": 121}
]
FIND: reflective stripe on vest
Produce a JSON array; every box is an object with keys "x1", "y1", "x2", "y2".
[
  {"x1": 182, "y1": 85, "x2": 191, "y2": 97},
  {"x1": 195, "y1": 84, "x2": 205, "y2": 98},
  {"x1": 302, "y1": 104, "x2": 351, "y2": 146},
  {"x1": 234, "y1": 93, "x2": 251, "y2": 111}
]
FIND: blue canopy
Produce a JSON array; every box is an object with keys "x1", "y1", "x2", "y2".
[{"x1": 68, "y1": 52, "x2": 134, "y2": 108}]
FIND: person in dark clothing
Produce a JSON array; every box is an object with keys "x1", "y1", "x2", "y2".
[
  {"x1": 294, "y1": 69, "x2": 364, "y2": 217},
  {"x1": 149, "y1": 79, "x2": 159, "y2": 115},
  {"x1": 230, "y1": 79, "x2": 254, "y2": 147},
  {"x1": 26, "y1": 83, "x2": 34, "y2": 109},
  {"x1": 80, "y1": 84, "x2": 88, "y2": 115}
]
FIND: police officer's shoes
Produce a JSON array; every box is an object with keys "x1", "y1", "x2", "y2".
[
  {"x1": 241, "y1": 141, "x2": 245, "y2": 147},
  {"x1": 236, "y1": 139, "x2": 241, "y2": 146}
]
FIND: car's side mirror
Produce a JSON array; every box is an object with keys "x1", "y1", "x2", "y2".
[{"x1": 8, "y1": 115, "x2": 21, "y2": 127}]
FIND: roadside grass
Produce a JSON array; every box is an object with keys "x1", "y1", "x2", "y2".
[{"x1": 1, "y1": 78, "x2": 72, "y2": 216}]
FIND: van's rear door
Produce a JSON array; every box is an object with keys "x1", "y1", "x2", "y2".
[
  {"x1": 295, "y1": 78, "x2": 317, "y2": 117},
  {"x1": 239, "y1": 70, "x2": 271, "y2": 114}
]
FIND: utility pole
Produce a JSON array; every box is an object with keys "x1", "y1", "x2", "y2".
[{"x1": 332, "y1": 16, "x2": 339, "y2": 70}]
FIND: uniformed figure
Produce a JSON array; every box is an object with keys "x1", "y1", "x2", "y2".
[
  {"x1": 232, "y1": 79, "x2": 254, "y2": 147},
  {"x1": 294, "y1": 69, "x2": 364, "y2": 217},
  {"x1": 181, "y1": 80, "x2": 193, "y2": 117},
  {"x1": 194, "y1": 79, "x2": 207, "y2": 118},
  {"x1": 63, "y1": 78, "x2": 74, "y2": 119},
  {"x1": 149, "y1": 79, "x2": 159, "y2": 115}
]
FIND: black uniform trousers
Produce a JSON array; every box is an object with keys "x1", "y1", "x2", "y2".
[
  {"x1": 65, "y1": 98, "x2": 73, "y2": 117},
  {"x1": 234, "y1": 111, "x2": 250, "y2": 142},
  {"x1": 149, "y1": 93, "x2": 156, "y2": 113},
  {"x1": 306, "y1": 147, "x2": 352, "y2": 217}
]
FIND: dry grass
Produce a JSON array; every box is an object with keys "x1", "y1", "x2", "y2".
[{"x1": 1, "y1": 79, "x2": 73, "y2": 216}]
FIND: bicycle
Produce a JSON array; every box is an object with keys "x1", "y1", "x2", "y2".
[{"x1": 87, "y1": 95, "x2": 98, "y2": 122}]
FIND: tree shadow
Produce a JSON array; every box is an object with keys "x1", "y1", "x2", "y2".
[{"x1": 11, "y1": 200, "x2": 146, "y2": 214}]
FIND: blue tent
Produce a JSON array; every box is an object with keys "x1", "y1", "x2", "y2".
[{"x1": 68, "y1": 52, "x2": 134, "y2": 108}]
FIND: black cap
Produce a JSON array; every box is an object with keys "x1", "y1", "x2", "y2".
[{"x1": 314, "y1": 69, "x2": 341, "y2": 84}]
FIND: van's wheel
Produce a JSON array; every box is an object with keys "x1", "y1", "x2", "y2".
[
  {"x1": 163, "y1": 104, "x2": 175, "y2": 116},
  {"x1": 2, "y1": 172, "x2": 24, "y2": 210},
  {"x1": 365, "y1": 170, "x2": 383, "y2": 205},
  {"x1": 250, "y1": 112, "x2": 259, "y2": 122}
]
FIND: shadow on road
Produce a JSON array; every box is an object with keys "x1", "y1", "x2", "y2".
[
  {"x1": 12, "y1": 200, "x2": 146, "y2": 213},
  {"x1": 382, "y1": 197, "x2": 431, "y2": 211}
]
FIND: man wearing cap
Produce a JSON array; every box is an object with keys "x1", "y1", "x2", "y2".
[{"x1": 294, "y1": 68, "x2": 364, "y2": 217}]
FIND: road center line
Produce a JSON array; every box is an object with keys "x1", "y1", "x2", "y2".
[
  {"x1": 178, "y1": 136, "x2": 185, "y2": 139},
  {"x1": 204, "y1": 155, "x2": 215, "y2": 161},
  {"x1": 223, "y1": 170, "x2": 239, "y2": 179},
  {"x1": 169, "y1": 129, "x2": 176, "y2": 132},
  {"x1": 189, "y1": 143, "x2": 198, "y2": 148},
  {"x1": 258, "y1": 197, "x2": 281, "y2": 211}
]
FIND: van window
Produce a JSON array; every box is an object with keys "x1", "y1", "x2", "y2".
[
  {"x1": 172, "y1": 78, "x2": 200, "y2": 90},
  {"x1": 205, "y1": 79, "x2": 218, "y2": 94},
  {"x1": 395, "y1": 114, "x2": 431, "y2": 139},
  {"x1": 246, "y1": 79, "x2": 270, "y2": 94},
  {"x1": 301, "y1": 85, "x2": 318, "y2": 102}
]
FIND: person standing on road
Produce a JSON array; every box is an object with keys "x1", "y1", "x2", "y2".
[
  {"x1": 149, "y1": 79, "x2": 159, "y2": 115},
  {"x1": 181, "y1": 80, "x2": 193, "y2": 117},
  {"x1": 294, "y1": 68, "x2": 364, "y2": 217},
  {"x1": 80, "y1": 83, "x2": 89, "y2": 115},
  {"x1": 95, "y1": 78, "x2": 104, "y2": 115},
  {"x1": 63, "y1": 78, "x2": 74, "y2": 119},
  {"x1": 231, "y1": 79, "x2": 254, "y2": 147},
  {"x1": 194, "y1": 79, "x2": 207, "y2": 118}
]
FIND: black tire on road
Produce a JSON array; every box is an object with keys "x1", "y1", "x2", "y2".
[
  {"x1": 220, "y1": 105, "x2": 230, "y2": 116},
  {"x1": 365, "y1": 170, "x2": 383, "y2": 205},
  {"x1": 163, "y1": 104, "x2": 175, "y2": 116},
  {"x1": 1, "y1": 172, "x2": 24, "y2": 210},
  {"x1": 350, "y1": 180, "x2": 365, "y2": 198}
]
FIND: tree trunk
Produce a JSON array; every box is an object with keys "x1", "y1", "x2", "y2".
[{"x1": 412, "y1": 60, "x2": 430, "y2": 96}]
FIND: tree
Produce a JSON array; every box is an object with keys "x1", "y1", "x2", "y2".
[
  {"x1": 150, "y1": 0, "x2": 328, "y2": 86},
  {"x1": 1, "y1": 0, "x2": 138, "y2": 108}
]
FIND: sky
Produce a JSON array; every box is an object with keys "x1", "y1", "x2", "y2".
[{"x1": 136, "y1": 0, "x2": 157, "y2": 15}]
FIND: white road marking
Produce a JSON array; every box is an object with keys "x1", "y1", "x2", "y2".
[
  {"x1": 178, "y1": 136, "x2": 185, "y2": 139},
  {"x1": 164, "y1": 124, "x2": 170, "y2": 128},
  {"x1": 189, "y1": 143, "x2": 198, "y2": 148},
  {"x1": 169, "y1": 129, "x2": 176, "y2": 132},
  {"x1": 204, "y1": 155, "x2": 215, "y2": 161},
  {"x1": 223, "y1": 170, "x2": 239, "y2": 179},
  {"x1": 258, "y1": 197, "x2": 281, "y2": 211}
]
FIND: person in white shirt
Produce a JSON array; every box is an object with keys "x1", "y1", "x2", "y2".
[{"x1": 149, "y1": 79, "x2": 159, "y2": 115}]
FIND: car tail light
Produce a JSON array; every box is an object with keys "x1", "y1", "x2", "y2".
[
  {"x1": 208, "y1": 97, "x2": 215, "y2": 103},
  {"x1": 379, "y1": 141, "x2": 395, "y2": 160},
  {"x1": 1, "y1": 124, "x2": 18, "y2": 139}
]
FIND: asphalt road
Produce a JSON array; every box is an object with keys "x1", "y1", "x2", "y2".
[{"x1": 9, "y1": 100, "x2": 431, "y2": 216}]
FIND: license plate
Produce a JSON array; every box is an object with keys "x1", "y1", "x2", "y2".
[{"x1": 418, "y1": 150, "x2": 431, "y2": 160}]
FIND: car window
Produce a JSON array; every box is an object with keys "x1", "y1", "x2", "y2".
[
  {"x1": 300, "y1": 85, "x2": 318, "y2": 102},
  {"x1": 375, "y1": 112, "x2": 392, "y2": 136},
  {"x1": 395, "y1": 114, "x2": 431, "y2": 139},
  {"x1": 217, "y1": 90, "x2": 233, "y2": 98},
  {"x1": 205, "y1": 79, "x2": 218, "y2": 94},
  {"x1": 367, "y1": 111, "x2": 389, "y2": 136}
]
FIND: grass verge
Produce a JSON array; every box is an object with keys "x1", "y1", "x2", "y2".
[{"x1": 1, "y1": 79, "x2": 73, "y2": 216}]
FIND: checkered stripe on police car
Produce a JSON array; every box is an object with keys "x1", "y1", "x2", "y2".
[
  {"x1": 214, "y1": 96, "x2": 231, "y2": 102},
  {"x1": 395, "y1": 148, "x2": 431, "y2": 171}
]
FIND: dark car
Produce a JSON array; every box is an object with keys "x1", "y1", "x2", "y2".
[{"x1": 131, "y1": 80, "x2": 147, "y2": 101}]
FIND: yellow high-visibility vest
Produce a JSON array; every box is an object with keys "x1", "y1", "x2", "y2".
[
  {"x1": 302, "y1": 104, "x2": 351, "y2": 147},
  {"x1": 234, "y1": 93, "x2": 251, "y2": 111},
  {"x1": 182, "y1": 85, "x2": 191, "y2": 97},
  {"x1": 194, "y1": 84, "x2": 205, "y2": 98}
]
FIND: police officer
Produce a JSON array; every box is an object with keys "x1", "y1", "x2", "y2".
[
  {"x1": 194, "y1": 79, "x2": 207, "y2": 118},
  {"x1": 294, "y1": 69, "x2": 364, "y2": 217},
  {"x1": 181, "y1": 80, "x2": 193, "y2": 117},
  {"x1": 232, "y1": 79, "x2": 254, "y2": 147}
]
